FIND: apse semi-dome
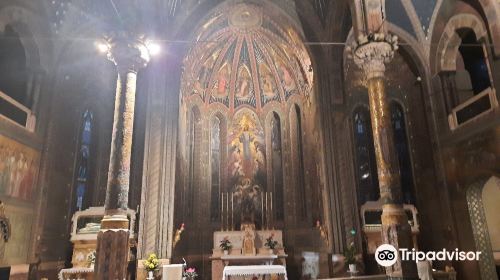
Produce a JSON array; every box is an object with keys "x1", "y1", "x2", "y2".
[{"x1": 181, "y1": 3, "x2": 313, "y2": 111}]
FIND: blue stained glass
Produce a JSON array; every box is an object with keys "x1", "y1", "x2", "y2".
[{"x1": 74, "y1": 109, "x2": 93, "y2": 210}]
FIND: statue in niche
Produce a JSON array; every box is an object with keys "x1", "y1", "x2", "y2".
[{"x1": 241, "y1": 223, "x2": 256, "y2": 255}]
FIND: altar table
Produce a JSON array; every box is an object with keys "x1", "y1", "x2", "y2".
[
  {"x1": 221, "y1": 254, "x2": 278, "y2": 266},
  {"x1": 222, "y1": 265, "x2": 287, "y2": 280}
]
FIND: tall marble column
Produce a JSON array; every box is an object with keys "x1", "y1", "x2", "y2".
[
  {"x1": 94, "y1": 34, "x2": 150, "y2": 280},
  {"x1": 350, "y1": 38, "x2": 418, "y2": 279}
]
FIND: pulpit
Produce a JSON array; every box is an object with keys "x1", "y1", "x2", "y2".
[
  {"x1": 58, "y1": 207, "x2": 137, "y2": 280},
  {"x1": 360, "y1": 201, "x2": 419, "y2": 254}
]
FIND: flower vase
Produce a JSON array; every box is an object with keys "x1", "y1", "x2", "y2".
[
  {"x1": 223, "y1": 250, "x2": 229, "y2": 255},
  {"x1": 269, "y1": 249, "x2": 274, "y2": 255},
  {"x1": 147, "y1": 271, "x2": 154, "y2": 280},
  {"x1": 348, "y1": 264, "x2": 357, "y2": 273},
  {"x1": 90, "y1": 263, "x2": 94, "y2": 269}
]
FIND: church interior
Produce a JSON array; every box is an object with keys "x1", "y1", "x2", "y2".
[{"x1": 0, "y1": 0, "x2": 499, "y2": 279}]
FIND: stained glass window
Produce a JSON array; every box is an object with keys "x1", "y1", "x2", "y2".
[
  {"x1": 353, "y1": 107, "x2": 379, "y2": 205},
  {"x1": 271, "y1": 112, "x2": 284, "y2": 220},
  {"x1": 75, "y1": 110, "x2": 93, "y2": 210},
  {"x1": 390, "y1": 102, "x2": 415, "y2": 204}
]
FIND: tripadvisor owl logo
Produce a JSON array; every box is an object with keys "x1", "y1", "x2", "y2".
[
  {"x1": 375, "y1": 244, "x2": 398, "y2": 267},
  {"x1": 375, "y1": 244, "x2": 482, "y2": 266}
]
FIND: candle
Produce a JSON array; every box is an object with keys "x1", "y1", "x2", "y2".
[
  {"x1": 221, "y1": 193, "x2": 224, "y2": 231},
  {"x1": 226, "y1": 192, "x2": 229, "y2": 231},
  {"x1": 265, "y1": 192, "x2": 268, "y2": 230},
  {"x1": 260, "y1": 193, "x2": 264, "y2": 229},
  {"x1": 270, "y1": 192, "x2": 273, "y2": 229},
  {"x1": 231, "y1": 193, "x2": 234, "y2": 231}
]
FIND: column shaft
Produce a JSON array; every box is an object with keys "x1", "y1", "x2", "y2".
[
  {"x1": 367, "y1": 77, "x2": 418, "y2": 279},
  {"x1": 94, "y1": 70, "x2": 137, "y2": 280}
]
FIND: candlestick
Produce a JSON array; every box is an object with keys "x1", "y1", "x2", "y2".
[
  {"x1": 265, "y1": 192, "x2": 268, "y2": 230},
  {"x1": 221, "y1": 193, "x2": 224, "y2": 231},
  {"x1": 270, "y1": 192, "x2": 273, "y2": 229},
  {"x1": 226, "y1": 192, "x2": 229, "y2": 231},
  {"x1": 260, "y1": 193, "x2": 264, "y2": 229},
  {"x1": 231, "y1": 192, "x2": 234, "y2": 231}
]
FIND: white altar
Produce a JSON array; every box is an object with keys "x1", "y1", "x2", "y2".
[
  {"x1": 211, "y1": 227, "x2": 287, "y2": 280},
  {"x1": 223, "y1": 265, "x2": 287, "y2": 280}
]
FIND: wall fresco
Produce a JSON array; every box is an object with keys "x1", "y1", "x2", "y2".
[{"x1": 0, "y1": 134, "x2": 40, "y2": 201}]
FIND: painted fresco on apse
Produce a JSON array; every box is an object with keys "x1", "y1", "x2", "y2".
[
  {"x1": 181, "y1": 3, "x2": 313, "y2": 111},
  {"x1": 0, "y1": 134, "x2": 40, "y2": 201}
]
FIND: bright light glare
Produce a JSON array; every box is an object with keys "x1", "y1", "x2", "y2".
[
  {"x1": 146, "y1": 41, "x2": 161, "y2": 56},
  {"x1": 96, "y1": 42, "x2": 109, "y2": 53}
]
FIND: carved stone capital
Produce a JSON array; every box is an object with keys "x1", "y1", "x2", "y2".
[
  {"x1": 105, "y1": 33, "x2": 151, "y2": 73},
  {"x1": 347, "y1": 34, "x2": 399, "y2": 80}
]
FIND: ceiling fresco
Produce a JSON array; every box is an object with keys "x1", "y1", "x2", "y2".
[{"x1": 181, "y1": 3, "x2": 313, "y2": 112}]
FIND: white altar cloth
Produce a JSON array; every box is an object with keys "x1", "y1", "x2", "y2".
[{"x1": 223, "y1": 265, "x2": 287, "y2": 280}]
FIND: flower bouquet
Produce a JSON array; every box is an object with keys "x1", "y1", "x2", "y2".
[
  {"x1": 183, "y1": 267, "x2": 198, "y2": 280},
  {"x1": 264, "y1": 233, "x2": 279, "y2": 254},
  {"x1": 219, "y1": 236, "x2": 232, "y2": 254},
  {"x1": 143, "y1": 253, "x2": 160, "y2": 279}
]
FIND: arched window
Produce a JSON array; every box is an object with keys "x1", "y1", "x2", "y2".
[
  {"x1": 353, "y1": 107, "x2": 379, "y2": 206},
  {"x1": 210, "y1": 116, "x2": 222, "y2": 222},
  {"x1": 271, "y1": 112, "x2": 284, "y2": 220},
  {"x1": 0, "y1": 25, "x2": 31, "y2": 127},
  {"x1": 390, "y1": 102, "x2": 415, "y2": 204},
  {"x1": 74, "y1": 110, "x2": 93, "y2": 211},
  {"x1": 291, "y1": 105, "x2": 307, "y2": 218},
  {"x1": 456, "y1": 28, "x2": 491, "y2": 100}
]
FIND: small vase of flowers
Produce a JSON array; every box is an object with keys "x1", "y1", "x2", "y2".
[
  {"x1": 183, "y1": 267, "x2": 198, "y2": 280},
  {"x1": 344, "y1": 242, "x2": 357, "y2": 273},
  {"x1": 219, "y1": 236, "x2": 232, "y2": 255},
  {"x1": 87, "y1": 251, "x2": 96, "y2": 269},
  {"x1": 264, "y1": 233, "x2": 279, "y2": 254},
  {"x1": 143, "y1": 253, "x2": 160, "y2": 279}
]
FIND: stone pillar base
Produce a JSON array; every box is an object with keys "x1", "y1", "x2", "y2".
[
  {"x1": 94, "y1": 229, "x2": 129, "y2": 280},
  {"x1": 382, "y1": 222, "x2": 418, "y2": 279}
]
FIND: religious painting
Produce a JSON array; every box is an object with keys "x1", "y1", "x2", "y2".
[
  {"x1": 228, "y1": 110, "x2": 266, "y2": 187},
  {"x1": 276, "y1": 59, "x2": 298, "y2": 99},
  {"x1": 259, "y1": 62, "x2": 279, "y2": 103},
  {"x1": 235, "y1": 64, "x2": 253, "y2": 102},
  {"x1": 193, "y1": 49, "x2": 220, "y2": 98},
  {"x1": 212, "y1": 62, "x2": 231, "y2": 99},
  {"x1": 0, "y1": 134, "x2": 40, "y2": 201}
]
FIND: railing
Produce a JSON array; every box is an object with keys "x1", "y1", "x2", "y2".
[
  {"x1": 0, "y1": 90, "x2": 36, "y2": 132},
  {"x1": 448, "y1": 87, "x2": 498, "y2": 130}
]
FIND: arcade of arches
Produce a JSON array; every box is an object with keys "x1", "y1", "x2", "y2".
[{"x1": 0, "y1": 0, "x2": 499, "y2": 279}]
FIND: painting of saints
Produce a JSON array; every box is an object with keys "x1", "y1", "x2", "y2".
[
  {"x1": 236, "y1": 66, "x2": 252, "y2": 101},
  {"x1": 0, "y1": 135, "x2": 40, "y2": 201},
  {"x1": 213, "y1": 63, "x2": 231, "y2": 98},
  {"x1": 278, "y1": 63, "x2": 297, "y2": 93},
  {"x1": 260, "y1": 63, "x2": 277, "y2": 99}
]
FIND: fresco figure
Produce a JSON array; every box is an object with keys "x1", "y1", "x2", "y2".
[{"x1": 0, "y1": 135, "x2": 40, "y2": 200}]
